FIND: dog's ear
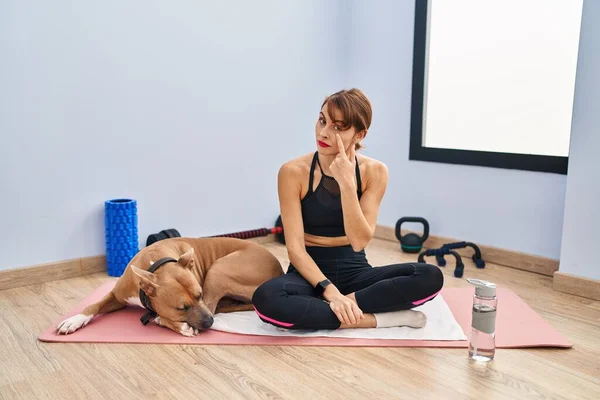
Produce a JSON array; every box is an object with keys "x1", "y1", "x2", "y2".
[
  {"x1": 131, "y1": 265, "x2": 159, "y2": 297},
  {"x1": 178, "y1": 248, "x2": 195, "y2": 270}
]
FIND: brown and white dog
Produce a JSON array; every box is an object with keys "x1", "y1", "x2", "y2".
[{"x1": 56, "y1": 237, "x2": 283, "y2": 337}]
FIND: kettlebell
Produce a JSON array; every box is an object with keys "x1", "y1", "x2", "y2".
[{"x1": 395, "y1": 217, "x2": 429, "y2": 253}]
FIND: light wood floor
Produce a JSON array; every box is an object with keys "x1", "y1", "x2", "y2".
[{"x1": 1, "y1": 239, "x2": 599, "y2": 399}]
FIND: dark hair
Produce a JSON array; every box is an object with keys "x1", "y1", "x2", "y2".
[{"x1": 321, "y1": 88, "x2": 372, "y2": 150}]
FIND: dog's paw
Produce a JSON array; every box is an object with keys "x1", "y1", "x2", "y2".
[
  {"x1": 56, "y1": 314, "x2": 93, "y2": 334},
  {"x1": 179, "y1": 323, "x2": 198, "y2": 337}
]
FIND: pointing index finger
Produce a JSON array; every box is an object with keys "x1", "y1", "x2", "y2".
[
  {"x1": 348, "y1": 139, "x2": 356, "y2": 162},
  {"x1": 336, "y1": 133, "x2": 348, "y2": 159}
]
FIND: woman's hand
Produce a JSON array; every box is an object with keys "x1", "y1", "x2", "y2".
[
  {"x1": 324, "y1": 285, "x2": 364, "y2": 325},
  {"x1": 329, "y1": 134, "x2": 357, "y2": 190}
]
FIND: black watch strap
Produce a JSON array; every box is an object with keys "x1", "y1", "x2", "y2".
[{"x1": 316, "y1": 279, "x2": 332, "y2": 294}]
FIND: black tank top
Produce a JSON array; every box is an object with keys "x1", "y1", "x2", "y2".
[{"x1": 301, "y1": 151, "x2": 363, "y2": 237}]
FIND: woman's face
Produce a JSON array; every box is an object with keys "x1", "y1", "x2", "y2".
[{"x1": 315, "y1": 103, "x2": 358, "y2": 156}]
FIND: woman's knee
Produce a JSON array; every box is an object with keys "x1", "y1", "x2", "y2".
[
  {"x1": 252, "y1": 280, "x2": 300, "y2": 328},
  {"x1": 428, "y1": 263, "x2": 444, "y2": 291},
  {"x1": 252, "y1": 279, "x2": 279, "y2": 311},
  {"x1": 416, "y1": 263, "x2": 444, "y2": 294}
]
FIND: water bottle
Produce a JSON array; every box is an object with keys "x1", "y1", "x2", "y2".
[{"x1": 467, "y1": 278, "x2": 497, "y2": 362}]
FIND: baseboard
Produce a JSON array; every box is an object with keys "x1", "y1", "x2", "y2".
[
  {"x1": 553, "y1": 272, "x2": 600, "y2": 301},
  {"x1": 373, "y1": 225, "x2": 559, "y2": 276},
  {"x1": 0, "y1": 255, "x2": 107, "y2": 291},
  {"x1": 0, "y1": 236, "x2": 277, "y2": 291}
]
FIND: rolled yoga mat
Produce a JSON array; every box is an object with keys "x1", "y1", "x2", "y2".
[
  {"x1": 39, "y1": 281, "x2": 572, "y2": 348},
  {"x1": 104, "y1": 199, "x2": 139, "y2": 277}
]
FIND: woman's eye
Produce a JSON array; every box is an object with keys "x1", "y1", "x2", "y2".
[
  {"x1": 334, "y1": 126, "x2": 340, "y2": 131},
  {"x1": 179, "y1": 305, "x2": 190, "y2": 311},
  {"x1": 319, "y1": 118, "x2": 325, "y2": 124}
]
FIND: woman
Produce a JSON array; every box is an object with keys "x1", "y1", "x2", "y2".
[{"x1": 252, "y1": 88, "x2": 444, "y2": 330}]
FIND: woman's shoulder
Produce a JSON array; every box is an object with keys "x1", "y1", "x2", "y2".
[
  {"x1": 279, "y1": 153, "x2": 314, "y2": 174},
  {"x1": 357, "y1": 154, "x2": 388, "y2": 178},
  {"x1": 279, "y1": 152, "x2": 315, "y2": 178}
]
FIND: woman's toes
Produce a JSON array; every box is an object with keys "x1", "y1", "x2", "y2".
[{"x1": 412, "y1": 311, "x2": 427, "y2": 328}]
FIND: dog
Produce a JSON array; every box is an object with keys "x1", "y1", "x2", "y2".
[{"x1": 56, "y1": 237, "x2": 283, "y2": 337}]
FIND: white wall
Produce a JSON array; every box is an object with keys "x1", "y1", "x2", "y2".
[
  {"x1": 0, "y1": 0, "x2": 348, "y2": 270},
  {"x1": 558, "y1": 0, "x2": 600, "y2": 281},
  {"x1": 0, "y1": 0, "x2": 583, "y2": 271},
  {"x1": 344, "y1": 0, "x2": 568, "y2": 259}
]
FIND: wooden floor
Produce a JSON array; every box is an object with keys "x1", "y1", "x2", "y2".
[{"x1": 1, "y1": 239, "x2": 599, "y2": 399}]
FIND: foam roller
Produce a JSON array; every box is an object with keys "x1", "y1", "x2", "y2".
[{"x1": 104, "y1": 199, "x2": 139, "y2": 277}]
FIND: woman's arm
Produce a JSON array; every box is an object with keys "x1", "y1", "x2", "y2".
[
  {"x1": 339, "y1": 161, "x2": 388, "y2": 251},
  {"x1": 330, "y1": 134, "x2": 389, "y2": 251}
]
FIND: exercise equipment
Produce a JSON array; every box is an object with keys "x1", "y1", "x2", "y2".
[
  {"x1": 145, "y1": 216, "x2": 285, "y2": 247},
  {"x1": 418, "y1": 240, "x2": 485, "y2": 278},
  {"x1": 419, "y1": 248, "x2": 465, "y2": 278},
  {"x1": 40, "y1": 282, "x2": 575, "y2": 348},
  {"x1": 440, "y1": 241, "x2": 485, "y2": 268},
  {"x1": 210, "y1": 215, "x2": 284, "y2": 244},
  {"x1": 146, "y1": 229, "x2": 181, "y2": 247},
  {"x1": 105, "y1": 199, "x2": 139, "y2": 277},
  {"x1": 395, "y1": 217, "x2": 429, "y2": 253},
  {"x1": 211, "y1": 224, "x2": 282, "y2": 240}
]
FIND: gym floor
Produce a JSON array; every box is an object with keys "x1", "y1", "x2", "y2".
[{"x1": 1, "y1": 238, "x2": 599, "y2": 399}]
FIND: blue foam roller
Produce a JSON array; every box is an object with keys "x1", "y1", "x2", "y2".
[{"x1": 104, "y1": 198, "x2": 139, "y2": 277}]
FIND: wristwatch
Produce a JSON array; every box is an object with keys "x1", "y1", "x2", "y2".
[{"x1": 316, "y1": 279, "x2": 332, "y2": 295}]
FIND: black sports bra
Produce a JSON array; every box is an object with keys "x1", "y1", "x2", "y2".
[{"x1": 300, "y1": 151, "x2": 363, "y2": 237}]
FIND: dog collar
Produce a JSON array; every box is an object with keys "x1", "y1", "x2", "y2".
[{"x1": 139, "y1": 257, "x2": 178, "y2": 325}]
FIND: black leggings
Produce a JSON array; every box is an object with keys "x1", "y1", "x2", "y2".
[{"x1": 252, "y1": 245, "x2": 444, "y2": 330}]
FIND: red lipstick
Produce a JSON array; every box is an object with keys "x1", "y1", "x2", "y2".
[{"x1": 318, "y1": 140, "x2": 330, "y2": 148}]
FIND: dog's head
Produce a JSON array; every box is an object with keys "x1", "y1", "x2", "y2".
[{"x1": 130, "y1": 248, "x2": 214, "y2": 331}]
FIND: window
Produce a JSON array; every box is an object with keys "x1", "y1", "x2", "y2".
[{"x1": 409, "y1": 0, "x2": 584, "y2": 174}]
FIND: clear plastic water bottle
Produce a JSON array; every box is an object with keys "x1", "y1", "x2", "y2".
[{"x1": 467, "y1": 278, "x2": 497, "y2": 362}]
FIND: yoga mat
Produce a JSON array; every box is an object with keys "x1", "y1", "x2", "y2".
[
  {"x1": 39, "y1": 281, "x2": 572, "y2": 348},
  {"x1": 210, "y1": 295, "x2": 467, "y2": 341}
]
